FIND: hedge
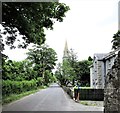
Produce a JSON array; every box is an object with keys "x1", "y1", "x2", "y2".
[{"x1": 2, "y1": 79, "x2": 38, "y2": 96}]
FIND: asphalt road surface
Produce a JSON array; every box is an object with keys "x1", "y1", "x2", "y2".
[{"x1": 2, "y1": 83, "x2": 104, "y2": 111}]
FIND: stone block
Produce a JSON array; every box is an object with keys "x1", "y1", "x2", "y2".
[{"x1": 104, "y1": 50, "x2": 120, "y2": 113}]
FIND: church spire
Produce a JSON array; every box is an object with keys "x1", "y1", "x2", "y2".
[{"x1": 63, "y1": 40, "x2": 69, "y2": 60}]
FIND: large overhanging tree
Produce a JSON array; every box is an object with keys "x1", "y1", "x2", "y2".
[{"x1": 1, "y1": 2, "x2": 70, "y2": 50}]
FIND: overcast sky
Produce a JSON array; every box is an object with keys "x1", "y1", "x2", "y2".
[{"x1": 3, "y1": 0, "x2": 120, "y2": 63}]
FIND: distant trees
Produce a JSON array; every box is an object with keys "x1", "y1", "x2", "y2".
[
  {"x1": 2, "y1": 44, "x2": 58, "y2": 81},
  {"x1": 55, "y1": 63, "x2": 63, "y2": 84},
  {"x1": 2, "y1": 44, "x2": 58, "y2": 97},
  {"x1": 55, "y1": 49, "x2": 92, "y2": 87},
  {"x1": 75, "y1": 60, "x2": 92, "y2": 86},
  {"x1": 62, "y1": 59, "x2": 75, "y2": 86},
  {"x1": 2, "y1": 59, "x2": 41, "y2": 81},
  {"x1": 26, "y1": 44, "x2": 57, "y2": 81}
]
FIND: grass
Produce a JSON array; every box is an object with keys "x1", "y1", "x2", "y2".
[
  {"x1": 2, "y1": 86, "x2": 47, "y2": 105},
  {"x1": 80, "y1": 101, "x2": 103, "y2": 107},
  {"x1": 80, "y1": 101, "x2": 96, "y2": 106},
  {"x1": 80, "y1": 101, "x2": 89, "y2": 105},
  {"x1": 80, "y1": 87, "x2": 93, "y2": 89}
]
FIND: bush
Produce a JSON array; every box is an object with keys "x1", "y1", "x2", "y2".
[
  {"x1": 36, "y1": 77, "x2": 43, "y2": 86},
  {"x1": 2, "y1": 79, "x2": 37, "y2": 97}
]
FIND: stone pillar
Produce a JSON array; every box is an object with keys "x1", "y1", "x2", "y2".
[
  {"x1": 118, "y1": 51, "x2": 120, "y2": 111},
  {"x1": 104, "y1": 51, "x2": 120, "y2": 112},
  {"x1": 118, "y1": 1, "x2": 120, "y2": 30}
]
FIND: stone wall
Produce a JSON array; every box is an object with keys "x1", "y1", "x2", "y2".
[
  {"x1": 104, "y1": 51, "x2": 120, "y2": 112},
  {"x1": 97, "y1": 61, "x2": 103, "y2": 89},
  {"x1": 62, "y1": 86, "x2": 104, "y2": 101}
]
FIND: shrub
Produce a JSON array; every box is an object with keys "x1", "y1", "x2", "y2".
[{"x1": 2, "y1": 79, "x2": 37, "y2": 97}]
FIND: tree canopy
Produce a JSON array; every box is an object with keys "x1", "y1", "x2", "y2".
[
  {"x1": 26, "y1": 44, "x2": 57, "y2": 77},
  {"x1": 112, "y1": 31, "x2": 120, "y2": 50},
  {"x1": 1, "y1": 2, "x2": 70, "y2": 49}
]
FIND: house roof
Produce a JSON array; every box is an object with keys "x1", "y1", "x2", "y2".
[
  {"x1": 103, "y1": 48, "x2": 120, "y2": 60},
  {"x1": 93, "y1": 48, "x2": 120, "y2": 61},
  {"x1": 94, "y1": 53, "x2": 107, "y2": 60}
]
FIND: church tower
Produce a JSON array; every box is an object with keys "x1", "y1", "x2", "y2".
[{"x1": 63, "y1": 40, "x2": 69, "y2": 60}]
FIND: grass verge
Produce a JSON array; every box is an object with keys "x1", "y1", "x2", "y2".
[
  {"x1": 2, "y1": 86, "x2": 47, "y2": 105},
  {"x1": 80, "y1": 101, "x2": 103, "y2": 107},
  {"x1": 80, "y1": 101, "x2": 89, "y2": 105},
  {"x1": 80, "y1": 101, "x2": 96, "y2": 106}
]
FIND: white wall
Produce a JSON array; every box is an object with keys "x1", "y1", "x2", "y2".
[
  {"x1": 90, "y1": 54, "x2": 117, "y2": 89},
  {"x1": 90, "y1": 65, "x2": 95, "y2": 88}
]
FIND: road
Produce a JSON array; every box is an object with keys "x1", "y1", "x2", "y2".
[{"x1": 2, "y1": 83, "x2": 104, "y2": 111}]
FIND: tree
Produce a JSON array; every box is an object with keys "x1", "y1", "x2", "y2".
[
  {"x1": 55, "y1": 49, "x2": 77, "y2": 86},
  {"x1": 67, "y1": 48, "x2": 78, "y2": 66},
  {"x1": 67, "y1": 48, "x2": 78, "y2": 85},
  {"x1": 55, "y1": 63, "x2": 63, "y2": 84},
  {"x1": 112, "y1": 31, "x2": 120, "y2": 50},
  {"x1": 75, "y1": 60, "x2": 92, "y2": 86},
  {"x1": 61, "y1": 60, "x2": 75, "y2": 86},
  {"x1": 55, "y1": 47, "x2": 92, "y2": 87},
  {"x1": 2, "y1": 59, "x2": 35, "y2": 81},
  {"x1": 26, "y1": 44, "x2": 57, "y2": 78},
  {"x1": 44, "y1": 70, "x2": 55, "y2": 85},
  {"x1": 55, "y1": 61, "x2": 72, "y2": 86},
  {"x1": 1, "y1": 2, "x2": 70, "y2": 49},
  {"x1": 88, "y1": 56, "x2": 93, "y2": 61}
]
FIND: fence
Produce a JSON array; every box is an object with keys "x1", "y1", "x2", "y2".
[{"x1": 62, "y1": 86, "x2": 104, "y2": 101}]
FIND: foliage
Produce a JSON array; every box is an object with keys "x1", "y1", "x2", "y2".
[
  {"x1": 2, "y1": 57, "x2": 57, "y2": 97},
  {"x1": 55, "y1": 60, "x2": 75, "y2": 86},
  {"x1": 44, "y1": 70, "x2": 55, "y2": 85},
  {"x1": 55, "y1": 49, "x2": 92, "y2": 87},
  {"x1": 80, "y1": 87, "x2": 92, "y2": 89},
  {"x1": 2, "y1": 59, "x2": 37, "y2": 80},
  {"x1": 55, "y1": 63, "x2": 63, "y2": 85},
  {"x1": 62, "y1": 59, "x2": 75, "y2": 86},
  {"x1": 2, "y1": 44, "x2": 58, "y2": 97},
  {"x1": 1, "y1": 2, "x2": 70, "y2": 98},
  {"x1": 68, "y1": 49, "x2": 78, "y2": 64},
  {"x1": 2, "y1": 79, "x2": 38, "y2": 96},
  {"x1": 67, "y1": 48, "x2": 78, "y2": 85},
  {"x1": 75, "y1": 60, "x2": 92, "y2": 86},
  {"x1": 26, "y1": 44, "x2": 57, "y2": 78},
  {"x1": 36, "y1": 77, "x2": 44, "y2": 86},
  {"x1": 112, "y1": 31, "x2": 120, "y2": 50},
  {"x1": 1, "y1": 1, "x2": 69, "y2": 95},
  {"x1": 55, "y1": 49, "x2": 78, "y2": 86},
  {"x1": 88, "y1": 56, "x2": 93, "y2": 61},
  {"x1": 1, "y1": 2, "x2": 70, "y2": 49}
]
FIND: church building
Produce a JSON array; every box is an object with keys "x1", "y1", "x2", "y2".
[{"x1": 63, "y1": 40, "x2": 69, "y2": 60}]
